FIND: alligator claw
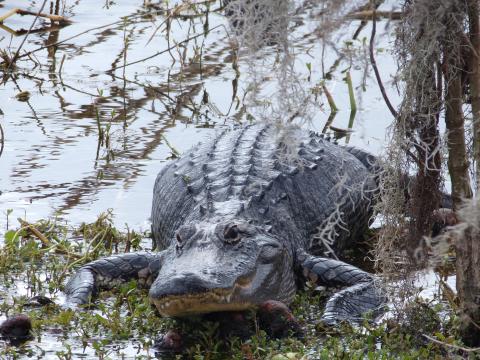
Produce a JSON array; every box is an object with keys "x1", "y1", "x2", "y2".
[{"x1": 24, "y1": 295, "x2": 55, "y2": 308}]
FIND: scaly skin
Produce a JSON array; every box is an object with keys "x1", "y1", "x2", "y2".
[{"x1": 65, "y1": 124, "x2": 384, "y2": 327}]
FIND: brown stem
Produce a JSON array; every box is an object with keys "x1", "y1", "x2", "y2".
[
  {"x1": 112, "y1": 25, "x2": 223, "y2": 71},
  {"x1": 6, "y1": 1, "x2": 48, "y2": 72},
  {"x1": 17, "y1": 218, "x2": 81, "y2": 259},
  {"x1": 348, "y1": 10, "x2": 403, "y2": 21},
  {"x1": 455, "y1": 0, "x2": 480, "y2": 347},
  {"x1": 467, "y1": 0, "x2": 480, "y2": 189},
  {"x1": 0, "y1": 121, "x2": 4, "y2": 158},
  {"x1": 369, "y1": 6, "x2": 398, "y2": 119},
  {"x1": 444, "y1": 62, "x2": 473, "y2": 207}
]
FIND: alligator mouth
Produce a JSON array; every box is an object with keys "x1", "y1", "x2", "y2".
[
  {"x1": 151, "y1": 273, "x2": 256, "y2": 317},
  {"x1": 151, "y1": 290, "x2": 255, "y2": 317}
]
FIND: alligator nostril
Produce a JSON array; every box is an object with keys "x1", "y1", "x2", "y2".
[
  {"x1": 224, "y1": 224, "x2": 240, "y2": 243},
  {"x1": 176, "y1": 233, "x2": 182, "y2": 243}
]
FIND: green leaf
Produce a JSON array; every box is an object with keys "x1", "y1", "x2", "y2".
[{"x1": 4, "y1": 230, "x2": 19, "y2": 245}]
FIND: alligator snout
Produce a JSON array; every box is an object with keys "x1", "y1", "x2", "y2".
[{"x1": 149, "y1": 270, "x2": 246, "y2": 317}]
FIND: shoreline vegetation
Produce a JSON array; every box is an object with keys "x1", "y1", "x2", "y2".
[{"x1": 0, "y1": 213, "x2": 469, "y2": 359}]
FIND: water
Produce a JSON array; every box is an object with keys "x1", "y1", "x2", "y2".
[
  {"x1": 0, "y1": 0, "x2": 402, "y2": 357},
  {"x1": 0, "y1": 0, "x2": 400, "y2": 233}
]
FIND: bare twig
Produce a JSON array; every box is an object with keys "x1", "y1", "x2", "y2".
[
  {"x1": 322, "y1": 111, "x2": 337, "y2": 134},
  {"x1": 322, "y1": 83, "x2": 338, "y2": 113},
  {"x1": 146, "y1": 0, "x2": 217, "y2": 45},
  {"x1": 17, "y1": 218, "x2": 50, "y2": 247},
  {"x1": 17, "y1": 218, "x2": 82, "y2": 259},
  {"x1": 369, "y1": 5, "x2": 398, "y2": 118},
  {"x1": 16, "y1": 16, "x2": 145, "y2": 61},
  {"x1": 0, "y1": 22, "x2": 66, "y2": 36},
  {"x1": 348, "y1": 10, "x2": 403, "y2": 21},
  {"x1": 422, "y1": 334, "x2": 480, "y2": 353},
  {"x1": 109, "y1": 73, "x2": 195, "y2": 112},
  {"x1": 6, "y1": 0, "x2": 48, "y2": 72},
  {"x1": 0, "y1": 7, "x2": 72, "y2": 25},
  {"x1": 112, "y1": 24, "x2": 223, "y2": 70},
  {"x1": 58, "y1": 53, "x2": 66, "y2": 78},
  {"x1": 0, "y1": 120, "x2": 4, "y2": 158}
]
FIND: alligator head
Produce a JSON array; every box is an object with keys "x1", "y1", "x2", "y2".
[{"x1": 149, "y1": 220, "x2": 295, "y2": 317}]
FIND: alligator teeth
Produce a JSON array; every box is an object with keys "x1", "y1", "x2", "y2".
[
  {"x1": 226, "y1": 294, "x2": 232, "y2": 303},
  {"x1": 160, "y1": 301, "x2": 171, "y2": 309}
]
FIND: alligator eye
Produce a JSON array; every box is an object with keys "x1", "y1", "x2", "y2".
[{"x1": 224, "y1": 225, "x2": 241, "y2": 244}]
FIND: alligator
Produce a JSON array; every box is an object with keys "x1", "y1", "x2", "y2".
[{"x1": 65, "y1": 124, "x2": 384, "y2": 335}]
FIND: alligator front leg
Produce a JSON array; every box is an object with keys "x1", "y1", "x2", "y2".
[
  {"x1": 65, "y1": 252, "x2": 164, "y2": 306},
  {"x1": 296, "y1": 250, "x2": 385, "y2": 325}
]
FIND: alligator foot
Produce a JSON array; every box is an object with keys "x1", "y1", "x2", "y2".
[
  {"x1": 65, "y1": 252, "x2": 164, "y2": 307},
  {"x1": 257, "y1": 300, "x2": 304, "y2": 338},
  {"x1": 25, "y1": 295, "x2": 55, "y2": 308},
  {"x1": 153, "y1": 330, "x2": 184, "y2": 357},
  {"x1": 297, "y1": 250, "x2": 386, "y2": 325}
]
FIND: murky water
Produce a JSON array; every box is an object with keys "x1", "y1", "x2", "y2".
[
  {"x1": 0, "y1": 0, "x2": 401, "y2": 358},
  {"x1": 0, "y1": 0, "x2": 400, "y2": 233}
]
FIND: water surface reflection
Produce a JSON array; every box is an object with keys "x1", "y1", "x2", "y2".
[{"x1": 0, "y1": 0, "x2": 397, "y2": 233}]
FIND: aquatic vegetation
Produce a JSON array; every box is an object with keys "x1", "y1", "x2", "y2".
[{"x1": 0, "y1": 214, "x2": 470, "y2": 358}]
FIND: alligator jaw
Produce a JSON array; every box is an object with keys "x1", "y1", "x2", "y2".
[
  {"x1": 151, "y1": 271, "x2": 257, "y2": 317},
  {"x1": 151, "y1": 290, "x2": 254, "y2": 317}
]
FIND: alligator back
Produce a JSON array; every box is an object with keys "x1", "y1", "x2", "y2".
[{"x1": 151, "y1": 124, "x2": 376, "y2": 257}]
